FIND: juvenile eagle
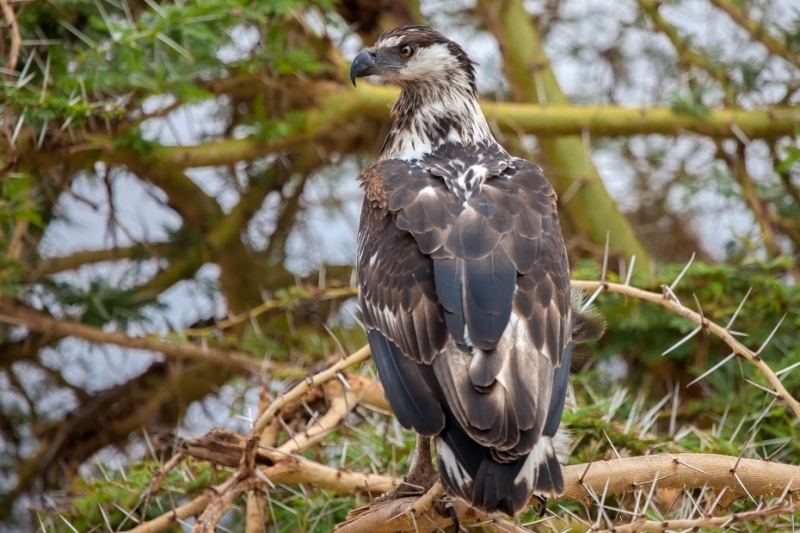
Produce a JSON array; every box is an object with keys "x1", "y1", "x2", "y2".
[{"x1": 352, "y1": 26, "x2": 598, "y2": 517}]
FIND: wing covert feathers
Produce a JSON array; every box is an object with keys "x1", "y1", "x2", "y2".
[{"x1": 357, "y1": 142, "x2": 574, "y2": 516}]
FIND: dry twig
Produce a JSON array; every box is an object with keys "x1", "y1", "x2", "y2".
[{"x1": 245, "y1": 344, "x2": 372, "y2": 465}]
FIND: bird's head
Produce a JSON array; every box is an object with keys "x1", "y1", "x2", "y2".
[{"x1": 350, "y1": 26, "x2": 476, "y2": 94}]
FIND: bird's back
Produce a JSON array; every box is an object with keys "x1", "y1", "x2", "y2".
[{"x1": 357, "y1": 141, "x2": 573, "y2": 515}]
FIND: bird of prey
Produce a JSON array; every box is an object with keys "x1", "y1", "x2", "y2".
[{"x1": 352, "y1": 26, "x2": 601, "y2": 517}]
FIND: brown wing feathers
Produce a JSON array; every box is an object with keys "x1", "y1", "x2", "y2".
[{"x1": 357, "y1": 143, "x2": 572, "y2": 515}]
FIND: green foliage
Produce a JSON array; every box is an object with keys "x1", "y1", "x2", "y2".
[
  {"x1": 5, "y1": 0, "x2": 333, "y2": 132},
  {"x1": 669, "y1": 86, "x2": 710, "y2": 118},
  {"x1": 37, "y1": 277, "x2": 166, "y2": 328}
]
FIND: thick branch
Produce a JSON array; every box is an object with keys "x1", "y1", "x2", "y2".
[
  {"x1": 88, "y1": 84, "x2": 800, "y2": 170},
  {"x1": 335, "y1": 453, "x2": 800, "y2": 533},
  {"x1": 478, "y1": 0, "x2": 651, "y2": 271}
]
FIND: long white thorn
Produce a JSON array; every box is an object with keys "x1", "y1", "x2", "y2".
[
  {"x1": 603, "y1": 429, "x2": 621, "y2": 459},
  {"x1": 726, "y1": 287, "x2": 752, "y2": 330},
  {"x1": 748, "y1": 396, "x2": 778, "y2": 434},
  {"x1": 744, "y1": 379, "x2": 779, "y2": 397},
  {"x1": 777, "y1": 359, "x2": 800, "y2": 377},
  {"x1": 581, "y1": 284, "x2": 604, "y2": 312},
  {"x1": 663, "y1": 284, "x2": 684, "y2": 310},
  {"x1": 669, "y1": 381, "x2": 680, "y2": 437},
  {"x1": 662, "y1": 325, "x2": 702, "y2": 356},
  {"x1": 624, "y1": 255, "x2": 635, "y2": 286},
  {"x1": 733, "y1": 471, "x2": 756, "y2": 503},
  {"x1": 755, "y1": 314, "x2": 787, "y2": 356},
  {"x1": 707, "y1": 486, "x2": 727, "y2": 515},
  {"x1": 669, "y1": 252, "x2": 695, "y2": 291},
  {"x1": 688, "y1": 352, "x2": 735, "y2": 387},
  {"x1": 640, "y1": 470, "x2": 662, "y2": 520},
  {"x1": 778, "y1": 477, "x2": 795, "y2": 502}
]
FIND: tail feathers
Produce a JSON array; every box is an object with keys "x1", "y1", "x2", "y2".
[{"x1": 435, "y1": 429, "x2": 565, "y2": 517}]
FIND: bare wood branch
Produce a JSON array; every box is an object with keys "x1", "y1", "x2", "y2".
[
  {"x1": 125, "y1": 491, "x2": 213, "y2": 533},
  {"x1": 29, "y1": 243, "x2": 173, "y2": 277},
  {"x1": 335, "y1": 454, "x2": 800, "y2": 533},
  {"x1": 0, "y1": 296, "x2": 262, "y2": 372},
  {"x1": 246, "y1": 345, "x2": 372, "y2": 461},
  {"x1": 276, "y1": 382, "x2": 359, "y2": 455},
  {"x1": 193, "y1": 475, "x2": 261, "y2": 533},
  {"x1": 184, "y1": 286, "x2": 357, "y2": 337},
  {"x1": 571, "y1": 280, "x2": 800, "y2": 420},
  {"x1": 0, "y1": 0, "x2": 20, "y2": 76},
  {"x1": 593, "y1": 500, "x2": 800, "y2": 533}
]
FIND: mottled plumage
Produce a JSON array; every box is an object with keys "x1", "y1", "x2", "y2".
[{"x1": 353, "y1": 26, "x2": 588, "y2": 516}]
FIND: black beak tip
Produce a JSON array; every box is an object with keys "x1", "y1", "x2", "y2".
[{"x1": 350, "y1": 50, "x2": 374, "y2": 87}]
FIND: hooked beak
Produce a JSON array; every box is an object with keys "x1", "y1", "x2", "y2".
[{"x1": 350, "y1": 50, "x2": 377, "y2": 86}]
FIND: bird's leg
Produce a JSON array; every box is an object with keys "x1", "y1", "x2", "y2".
[
  {"x1": 404, "y1": 435, "x2": 438, "y2": 492},
  {"x1": 378, "y1": 435, "x2": 439, "y2": 501}
]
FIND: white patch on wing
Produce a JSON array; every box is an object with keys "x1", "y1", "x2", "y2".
[
  {"x1": 515, "y1": 438, "x2": 549, "y2": 492},
  {"x1": 369, "y1": 253, "x2": 378, "y2": 265},
  {"x1": 463, "y1": 326, "x2": 474, "y2": 352},
  {"x1": 457, "y1": 164, "x2": 488, "y2": 196},
  {"x1": 492, "y1": 312, "x2": 534, "y2": 391},
  {"x1": 435, "y1": 436, "x2": 473, "y2": 487},
  {"x1": 418, "y1": 185, "x2": 436, "y2": 198},
  {"x1": 552, "y1": 427, "x2": 573, "y2": 465}
]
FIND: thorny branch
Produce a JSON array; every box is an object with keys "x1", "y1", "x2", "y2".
[
  {"x1": 592, "y1": 500, "x2": 800, "y2": 533},
  {"x1": 333, "y1": 452, "x2": 800, "y2": 533},
  {"x1": 130, "y1": 423, "x2": 800, "y2": 533},
  {"x1": 572, "y1": 279, "x2": 800, "y2": 420}
]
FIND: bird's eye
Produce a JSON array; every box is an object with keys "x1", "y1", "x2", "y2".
[{"x1": 399, "y1": 45, "x2": 414, "y2": 58}]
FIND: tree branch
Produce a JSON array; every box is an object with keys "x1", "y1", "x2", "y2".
[
  {"x1": 482, "y1": 0, "x2": 650, "y2": 273},
  {"x1": 593, "y1": 501, "x2": 800, "y2": 533},
  {"x1": 334, "y1": 453, "x2": 800, "y2": 533},
  {"x1": 246, "y1": 345, "x2": 372, "y2": 454},
  {"x1": 29, "y1": 243, "x2": 173, "y2": 277},
  {"x1": 0, "y1": 296, "x2": 262, "y2": 372},
  {"x1": 572, "y1": 280, "x2": 800, "y2": 420},
  {"x1": 637, "y1": 0, "x2": 733, "y2": 99},
  {"x1": 708, "y1": 0, "x2": 800, "y2": 67},
  {"x1": 86, "y1": 84, "x2": 800, "y2": 171}
]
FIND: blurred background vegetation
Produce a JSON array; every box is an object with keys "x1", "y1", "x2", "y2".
[{"x1": 1, "y1": 0, "x2": 799, "y2": 531}]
